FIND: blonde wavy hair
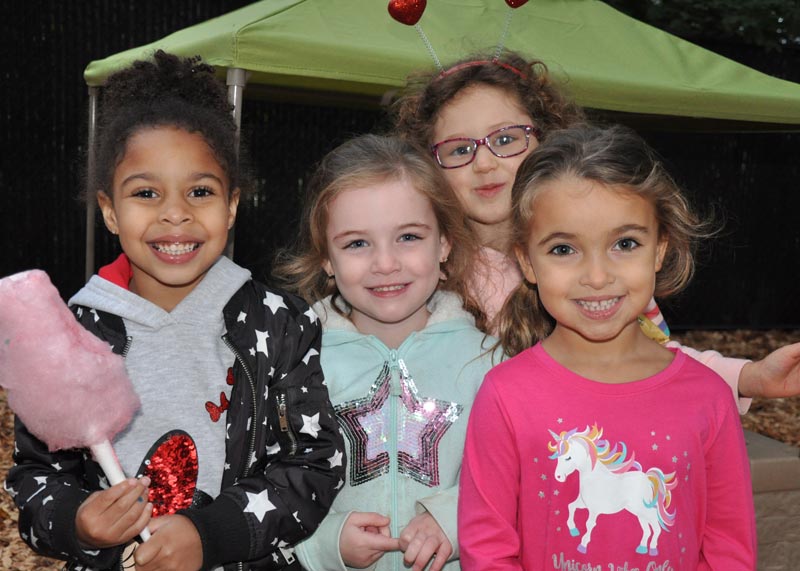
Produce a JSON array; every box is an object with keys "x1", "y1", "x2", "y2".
[{"x1": 273, "y1": 134, "x2": 486, "y2": 331}]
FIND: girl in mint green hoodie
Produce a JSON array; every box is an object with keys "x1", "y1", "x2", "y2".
[{"x1": 275, "y1": 134, "x2": 497, "y2": 571}]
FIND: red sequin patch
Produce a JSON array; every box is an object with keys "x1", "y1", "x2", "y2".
[{"x1": 143, "y1": 433, "x2": 198, "y2": 517}]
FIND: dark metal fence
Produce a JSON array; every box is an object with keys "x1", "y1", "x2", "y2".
[{"x1": 1, "y1": 1, "x2": 798, "y2": 328}]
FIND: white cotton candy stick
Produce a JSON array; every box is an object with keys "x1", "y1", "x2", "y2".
[
  {"x1": 0, "y1": 270, "x2": 149, "y2": 539},
  {"x1": 90, "y1": 440, "x2": 151, "y2": 541}
]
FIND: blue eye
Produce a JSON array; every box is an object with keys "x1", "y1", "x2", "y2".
[
  {"x1": 345, "y1": 239, "x2": 368, "y2": 249},
  {"x1": 492, "y1": 133, "x2": 516, "y2": 147},
  {"x1": 549, "y1": 244, "x2": 575, "y2": 256},
  {"x1": 614, "y1": 238, "x2": 640, "y2": 251},
  {"x1": 399, "y1": 233, "x2": 421, "y2": 242}
]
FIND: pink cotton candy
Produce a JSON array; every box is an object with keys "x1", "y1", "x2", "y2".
[{"x1": 0, "y1": 269, "x2": 140, "y2": 452}]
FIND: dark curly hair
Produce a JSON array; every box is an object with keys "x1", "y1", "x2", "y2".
[
  {"x1": 392, "y1": 50, "x2": 584, "y2": 150},
  {"x1": 89, "y1": 50, "x2": 247, "y2": 200}
]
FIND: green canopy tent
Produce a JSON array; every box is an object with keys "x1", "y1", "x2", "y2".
[{"x1": 82, "y1": 0, "x2": 800, "y2": 276}]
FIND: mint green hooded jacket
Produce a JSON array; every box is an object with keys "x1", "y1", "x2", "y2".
[{"x1": 294, "y1": 291, "x2": 498, "y2": 571}]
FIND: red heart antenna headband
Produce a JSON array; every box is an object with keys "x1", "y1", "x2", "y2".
[{"x1": 387, "y1": 0, "x2": 530, "y2": 76}]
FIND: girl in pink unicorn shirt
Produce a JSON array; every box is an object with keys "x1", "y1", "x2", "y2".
[{"x1": 459, "y1": 124, "x2": 756, "y2": 570}]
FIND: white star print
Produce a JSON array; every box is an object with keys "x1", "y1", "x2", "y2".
[
  {"x1": 293, "y1": 511, "x2": 301, "y2": 522},
  {"x1": 651, "y1": 430, "x2": 656, "y2": 436},
  {"x1": 90, "y1": 309, "x2": 99, "y2": 322},
  {"x1": 30, "y1": 527, "x2": 38, "y2": 548},
  {"x1": 301, "y1": 386, "x2": 308, "y2": 393},
  {"x1": 672, "y1": 456, "x2": 678, "y2": 463},
  {"x1": 300, "y1": 413, "x2": 321, "y2": 438},
  {"x1": 302, "y1": 348, "x2": 319, "y2": 365},
  {"x1": 251, "y1": 452, "x2": 258, "y2": 466},
  {"x1": 312, "y1": 492, "x2": 316, "y2": 501},
  {"x1": 268, "y1": 366, "x2": 275, "y2": 378},
  {"x1": 255, "y1": 330, "x2": 270, "y2": 357},
  {"x1": 554, "y1": 490, "x2": 560, "y2": 496},
  {"x1": 304, "y1": 448, "x2": 313, "y2": 454},
  {"x1": 263, "y1": 292, "x2": 288, "y2": 314},
  {"x1": 304, "y1": 307, "x2": 318, "y2": 323},
  {"x1": 328, "y1": 450, "x2": 344, "y2": 468},
  {"x1": 540, "y1": 474, "x2": 547, "y2": 480},
  {"x1": 335, "y1": 479, "x2": 344, "y2": 490},
  {"x1": 237, "y1": 311, "x2": 247, "y2": 323},
  {"x1": 51, "y1": 463, "x2": 62, "y2": 471},
  {"x1": 42, "y1": 495, "x2": 53, "y2": 505},
  {"x1": 272, "y1": 553, "x2": 280, "y2": 563},
  {"x1": 34, "y1": 476, "x2": 48, "y2": 486},
  {"x1": 652, "y1": 443, "x2": 659, "y2": 451},
  {"x1": 249, "y1": 347, "x2": 256, "y2": 357},
  {"x1": 244, "y1": 490, "x2": 276, "y2": 522},
  {"x1": 538, "y1": 491, "x2": 545, "y2": 498},
  {"x1": 666, "y1": 435, "x2": 671, "y2": 440},
  {"x1": 224, "y1": 463, "x2": 231, "y2": 471},
  {"x1": 557, "y1": 418, "x2": 563, "y2": 424},
  {"x1": 266, "y1": 442, "x2": 281, "y2": 455},
  {"x1": 76, "y1": 307, "x2": 83, "y2": 318}
]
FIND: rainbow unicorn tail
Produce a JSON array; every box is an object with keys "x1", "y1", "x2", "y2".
[{"x1": 644, "y1": 467, "x2": 678, "y2": 529}]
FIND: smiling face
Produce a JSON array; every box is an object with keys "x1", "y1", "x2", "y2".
[
  {"x1": 98, "y1": 126, "x2": 239, "y2": 311},
  {"x1": 516, "y1": 175, "x2": 667, "y2": 350},
  {"x1": 322, "y1": 177, "x2": 451, "y2": 348},
  {"x1": 431, "y1": 84, "x2": 538, "y2": 247}
]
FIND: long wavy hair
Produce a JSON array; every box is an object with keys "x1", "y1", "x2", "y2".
[{"x1": 496, "y1": 124, "x2": 716, "y2": 357}]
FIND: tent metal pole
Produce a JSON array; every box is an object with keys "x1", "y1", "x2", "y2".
[
  {"x1": 85, "y1": 86, "x2": 99, "y2": 282},
  {"x1": 225, "y1": 67, "x2": 248, "y2": 260}
]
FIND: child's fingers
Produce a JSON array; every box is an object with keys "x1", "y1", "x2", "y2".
[
  {"x1": 362, "y1": 532, "x2": 401, "y2": 553},
  {"x1": 427, "y1": 543, "x2": 452, "y2": 571},
  {"x1": 403, "y1": 533, "x2": 450, "y2": 571},
  {"x1": 349, "y1": 511, "x2": 392, "y2": 529}
]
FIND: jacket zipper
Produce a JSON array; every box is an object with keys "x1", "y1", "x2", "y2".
[
  {"x1": 121, "y1": 336, "x2": 132, "y2": 357},
  {"x1": 388, "y1": 349, "x2": 401, "y2": 570},
  {"x1": 276, "y1": 392, "x2": 298, "y2": 456},
  {"x1": 222, "y1": 334, "x2": 258, "y2": 571}
]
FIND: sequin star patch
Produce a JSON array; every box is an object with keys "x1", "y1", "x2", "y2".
[{"x1": 335, "y1": 361, "x2": 462, "y2": 487}]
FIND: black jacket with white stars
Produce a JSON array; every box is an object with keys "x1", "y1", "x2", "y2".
[{"x1": 5, "y1": 277, "x2": 345, "y2": 571}]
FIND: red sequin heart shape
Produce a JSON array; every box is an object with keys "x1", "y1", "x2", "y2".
[
  {"x1": 505, "y1": 0, "x2": 529, "y2": 7},
  {"x1": 141, "y1": 432, "x2": 198, "y2": 517},
  {"x1": 388, "y1": 0, "x2": 427, "y2": 26}
]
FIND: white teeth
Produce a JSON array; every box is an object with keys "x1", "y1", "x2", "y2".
[
  {"x1": 372, "y1": 285, "x2": 405, "y2": 292},
  {"x1": 577, "y1": 297, "x2": 619, "y2": 312},
  {"x1": 153, "y1": 242, "x2": 198, "y2": 255}
]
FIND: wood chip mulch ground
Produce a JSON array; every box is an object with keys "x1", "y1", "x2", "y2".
[{"x1": 2, "y1": 329, "x2": 799, "y2": 570}]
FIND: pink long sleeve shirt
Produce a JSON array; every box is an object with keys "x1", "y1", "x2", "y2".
[{"x1": 459, "y1": 344, "x2": 756, "y2": 571}]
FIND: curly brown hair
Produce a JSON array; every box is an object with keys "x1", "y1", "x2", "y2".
[
  {"x1": 89, "y1": 50, "x2": 249, "y2": 201},
  {"x1": 273, "y1": 134, "x2": 487, "y2": 331},
  {"x1": 392, "y1": 50, "x2": 584, "y2": 150}
]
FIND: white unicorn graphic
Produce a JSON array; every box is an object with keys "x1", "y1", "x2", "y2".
[{"x1": 548, "y1": 424, "x2": 677, "y2": 555}]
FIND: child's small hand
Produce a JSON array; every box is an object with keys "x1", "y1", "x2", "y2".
[
  {"x1": 739, "y1": 341, "x2": 800, "y2": 398},
  {"x1": 133, "y1": 514, "x2": 202, "y2": 571},
  {"x1": 75, "y1": 476, "x2": 151, "y2": 549},
  {"x1": 398, "y1": 512, "x2": 452, "y2": 571},
  {"x1": 340, "y1": 511, "x2": 400, "y2": 568}
]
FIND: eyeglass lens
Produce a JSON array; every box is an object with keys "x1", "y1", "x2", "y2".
[{"x1": 435, "y1": 126, "x2": 530, "y2": 168}]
